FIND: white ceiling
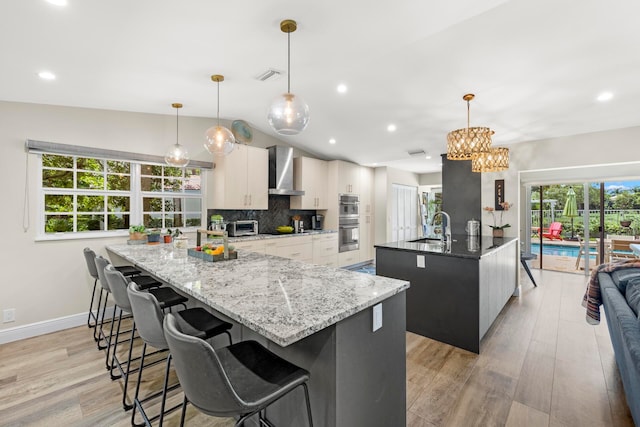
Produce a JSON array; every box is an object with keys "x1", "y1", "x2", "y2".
[{"x1": 2, "y1": 0, "x2": 640, "y2": 173}]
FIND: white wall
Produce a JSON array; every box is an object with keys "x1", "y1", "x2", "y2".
[{"x1": 0, "y1": 100, "x2": 292, "y2": 336}]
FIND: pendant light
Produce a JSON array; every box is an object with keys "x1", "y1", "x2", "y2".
[
  {"x1": 472, "y1": 146, "x2": 510, "y2": 173},
  {"x1": 164, "y1": 103, "x2": 190, "y2": 167},
  {"x1": 446, "y1": 93, "x2": 493, "y2": 160},
  {"x1": 267, "y1": 19, "x2": 310, "y2": 135},
  {"x1": 204, "y1": 74, "x2": 235, "y2": 156}
]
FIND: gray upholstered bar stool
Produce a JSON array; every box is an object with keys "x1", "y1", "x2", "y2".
[
  {"x1": 164, "y1": 313, "x2": 313, "y2": 427},
  {"x1": 104, "y1": 265, "x2": 188, "y2": 410},
  {"x1": 127, "y1": 282, "x2": 233, "y2": 427},
  {"x1": 83, "y1": 248, "x2": 140, "y2": 341},
  {"x1": 95, "y1": 255, "x2": 187, "y2": 374}
]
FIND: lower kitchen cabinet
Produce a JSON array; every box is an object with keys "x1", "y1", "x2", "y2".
[
  {"x1": 312, "y1": 233, "x2": 338, "y2": 267},
  {"x1": 338, "y1": 251, "x2": 359, "y2": 267},
  {"x1": 272, "y1": 236, "x2": 313, "y2": 263},
  {"x1": 232, "y1": 240, "x2": 266, "y2": 254}
]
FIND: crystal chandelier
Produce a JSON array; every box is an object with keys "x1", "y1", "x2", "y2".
[
  {"x1": 446, "y1": 94, "x2": 492, "y2": 160},
  {"x1": 204, "y1": 74, "x2": 236, "y2": 156},
  {"x1": 164, "y1": 103, "x2": 190, "y2": 167}
]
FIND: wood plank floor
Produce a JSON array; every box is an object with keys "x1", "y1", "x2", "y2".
[{"x1": 0, "y1": 268, "x2": 634, "y2": 426}]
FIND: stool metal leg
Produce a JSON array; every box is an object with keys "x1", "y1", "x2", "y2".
[{"x1": 87, "y1": 278, "x2": 99, "y2": 328}]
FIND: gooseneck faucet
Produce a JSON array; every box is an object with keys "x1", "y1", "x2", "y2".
[{"x1": 431, "y1": 211, "x2": 452, "y2": 247}]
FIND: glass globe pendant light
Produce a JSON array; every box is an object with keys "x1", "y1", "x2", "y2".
[
  {"x1": 164, "y1": 103, "x2": 190, "y2": 167},
  {"x1": 267, "y1": 19, "x2": 310, "y2": 135},
  {"x1": 204, "y1": 74, "x2": 236, "y2": 156}
]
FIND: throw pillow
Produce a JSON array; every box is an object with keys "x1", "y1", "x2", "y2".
[{"x1": 625, "y1": 277, "x2": 640, "y2": 317}]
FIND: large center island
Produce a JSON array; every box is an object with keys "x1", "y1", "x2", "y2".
[
  {"x1": 107, "y1": 242, "x2": 409, "y2": 427},
  {"x1": 376, "y1": 235, "x2": 518, "y2": 353}
]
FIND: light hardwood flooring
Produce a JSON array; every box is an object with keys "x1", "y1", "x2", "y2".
[{"x1": 0, "y1": 268, "x2": 635, "y2": 426}]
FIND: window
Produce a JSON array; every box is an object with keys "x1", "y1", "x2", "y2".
[
  {"x1": 39, "y1": 154, "x2": 203, "y2": 238},
  {"x1": 140, "y1": 164, "x2": 203, "y2": 229}
]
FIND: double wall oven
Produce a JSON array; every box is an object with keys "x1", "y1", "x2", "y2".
[{"x1": 338, "y1": 194, "x2": 360, "y2": 253}]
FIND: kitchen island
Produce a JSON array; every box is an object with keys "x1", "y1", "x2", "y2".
[
  {"x1": 375, "y1": 235, "x2": 518, "y2": 353},
  {"x1": 107, "y1": 242, "x2": 409, "y2": 427}
]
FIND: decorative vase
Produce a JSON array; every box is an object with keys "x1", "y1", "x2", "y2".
[{"x1": 492, "y1": 229, "x2": 504, "y2": 238}]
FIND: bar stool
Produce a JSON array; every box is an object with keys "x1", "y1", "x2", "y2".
[
  {"x1": 104, "y1": 265, "x2": 191, "y2": 410},
  {"x1": 127, "y1": 282, "x2": 233, "y2": 427},
  {"x1": 164, "y1": 313, "x2": 313, "y2": 427},
  {"x1": 83, "y1": 248, "x2": 140, "y2": 341},
  {"x1": 95, "y1": 256, "x2": 187, "y2": 373}
]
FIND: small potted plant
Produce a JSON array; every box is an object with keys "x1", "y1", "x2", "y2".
[
  {"x1": 129, "y1": 225, "x2": 147, "y2": 241},
  {"x1": 147, "y1": 228, "x2": 161, "y2": 244},
  {"x1": 484, "y1": 202, "x2": 512, "y2": 238},
  {"x1": 164, "y1": 228, "x2": 182, "y2": 244}
]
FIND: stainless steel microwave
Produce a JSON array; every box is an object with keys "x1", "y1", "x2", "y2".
[{"x1": 227, "y1": 220, "x2": 258, "y2": 237}]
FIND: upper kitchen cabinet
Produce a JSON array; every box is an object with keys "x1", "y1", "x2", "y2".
[
  {"x1": 207, "y1": 144, "x2": 268, "y2": 210},
  {"x1": 337, "y1": 160, "x2": 361, "y2": 194},
  {"x1": 290, "y1": 157, "x2": 329, "y2": 210}
]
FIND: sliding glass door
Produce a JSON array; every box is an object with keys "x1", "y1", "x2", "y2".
[{"x1": 527, "y1": 180, "x2": 640, "y2": 274}]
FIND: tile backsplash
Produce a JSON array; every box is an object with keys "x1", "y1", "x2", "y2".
[{"x1": 207, "y1": 195, "x2": 317, "y2": 234}]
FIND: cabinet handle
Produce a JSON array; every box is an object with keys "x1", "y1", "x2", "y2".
[
  {"x1": 248, "y1": 194, "x2": 252, "y2": 206},
  {"x1": 244, "y1": 195, "x2": 248, "y2": 206},
  {"x1": 291, "y1": 252, "x2": 301, "y2": 256}
]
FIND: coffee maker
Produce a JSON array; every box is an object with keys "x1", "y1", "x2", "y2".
[{"x1": 311, "y1": 214, "x2": 324, "y2": 230}]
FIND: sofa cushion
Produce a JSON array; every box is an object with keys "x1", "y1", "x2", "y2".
[
  {"x1": 611, "y1": 268, "x2": 640, "y2": 293},
  {"x1": 625, "y1": 277, "x2": 640, "y2": 317}
]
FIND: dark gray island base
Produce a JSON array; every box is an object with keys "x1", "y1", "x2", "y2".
[{"x1": 376, "y1": 235, "x2": 518, "y2": 353}]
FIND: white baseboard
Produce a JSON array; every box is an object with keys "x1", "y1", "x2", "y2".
[{"x1": 0, "y1": 306, "x2": 115, "y2": 345}]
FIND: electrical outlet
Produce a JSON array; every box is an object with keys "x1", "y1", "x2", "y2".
[
  {"x1": 3, "y1": 308, "x2": 16, "y2": 323},
  {"x1": 372, "y1": 303, "x2": 382, "y2": 332}
]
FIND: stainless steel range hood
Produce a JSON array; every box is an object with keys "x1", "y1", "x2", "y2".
[{"x1": 268, "y1": 145, "x2": 305, "y2": 196}]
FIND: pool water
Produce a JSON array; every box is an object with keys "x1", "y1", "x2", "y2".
[{"x1": 530, "y1": 244, "x2": 594, "y2": 257}]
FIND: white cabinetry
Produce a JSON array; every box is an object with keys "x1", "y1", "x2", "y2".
[
  {"x1": 290, "y1": 157, "x2": 329, "y2": 209},
  {"x1": 312, "y1": 233, "x2": 338, "y2": 267},
  {"x1": 337, "y1": 160, "x2": 361, "y2": 195},
  {"x1": 207, "y1": 144, "x2": 268, "y2": 210},
  {"x1": 272, "y1": 236, "x2": 313, "y2": 263},
  {"x1": 232, "y1": 239, "x2": 266, "y2": 254},
  {"x1": 359, "y1": 166, "x2": 374, "y2": 262}
]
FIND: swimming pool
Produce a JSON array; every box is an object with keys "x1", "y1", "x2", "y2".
[{"x1": 530, "y1": 244, "x2": 593, "y2": 257}]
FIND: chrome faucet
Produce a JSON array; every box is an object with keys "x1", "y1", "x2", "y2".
[{"x1": 431, "y1": 211, "x2": 452, "y2": 247}]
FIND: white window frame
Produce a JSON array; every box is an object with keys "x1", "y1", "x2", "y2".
[{"x1": 36, "y1": 154, "x2": 205, "y2": 241}]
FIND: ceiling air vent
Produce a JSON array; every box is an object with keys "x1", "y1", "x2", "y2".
[
  {"x1": 256, "y1": 69, "x2": 283, "y2": 82},
  {"x1": 407, "y1": 149, "x2": 426, "y2": 157}
]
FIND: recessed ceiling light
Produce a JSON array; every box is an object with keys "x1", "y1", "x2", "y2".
[
  {"x1": 46, "y1": 0, "x2": 68, "y2": 6},
  {"x1": 337, "y1": 84, "x2": 347, "y2": 94},
  {"x1": 329, "y1": 138, "x2": 336, "y2": 144},
  {"x1": 596, "y1": 91, "x2": 613, "y2": 102},
  {"x1": 38, "y1": 71, "x2": 56, "y2": 80},
  {"x1": 425, "y1": 155, "x2": 432, "y2": 160},
  {"x1": 387, "y1": 124, "x2": 397, "y2": 132}
]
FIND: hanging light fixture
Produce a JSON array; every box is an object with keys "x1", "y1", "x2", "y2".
[
  {"x1": 471, "y1": 146, "x2": 510, "y2": 173},
  {"x1": 267, "y1": 19, "x2": 310, "y2": 135},
  {"x1": 164, "y1": 103, "x2": 190, "y2": 167},
  {"x1": 204, "y1": 74, "x2": 236, "y2": 156},
  {"x1": 446, "y1": 93, "x2": 493, "y2": 160}
]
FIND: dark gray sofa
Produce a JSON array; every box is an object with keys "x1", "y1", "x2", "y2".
[{"x1": 599, "y1": 268, "x2": 640, "y2": 426}]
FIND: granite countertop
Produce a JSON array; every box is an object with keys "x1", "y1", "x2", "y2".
[
  {"x1": 375, "y1": 234, "x2": 518, "y2": 259},
  {"x1": 106, "y1": 242, "x2": 408, "y2": 347},
  {"x1": 225, "y1": 229, "x2": 337, "y2": 243}
]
